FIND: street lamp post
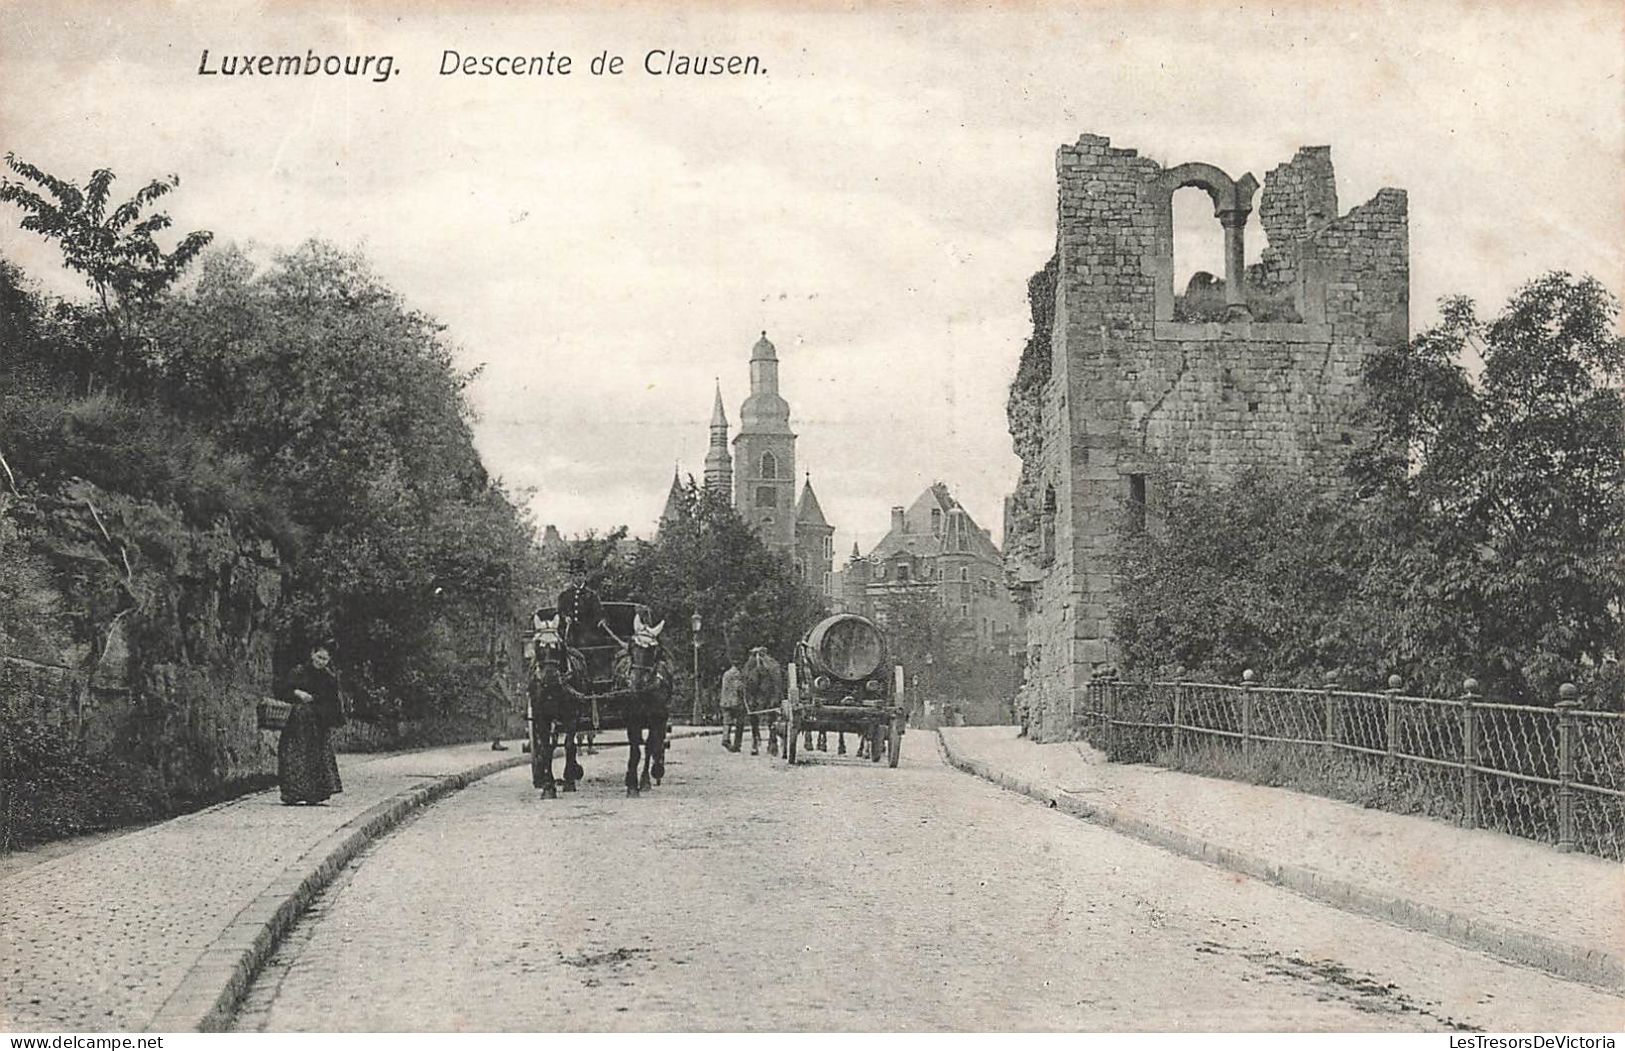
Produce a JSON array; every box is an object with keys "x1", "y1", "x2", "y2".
[
  {"x1": 923, "y1": 652, "x2": 934, "y2": 726},
  {"x1": 691, "y1": 611, "x2": 702, "y2": 726}
]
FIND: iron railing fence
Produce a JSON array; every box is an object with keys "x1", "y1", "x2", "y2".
[{"x1": 1075, "y1": 675, "x2": 1625, "y2": 860}]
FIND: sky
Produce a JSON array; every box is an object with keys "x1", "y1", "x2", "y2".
[{"x1": 2, "y1": 0, "x2": 1621, "y2": 555}]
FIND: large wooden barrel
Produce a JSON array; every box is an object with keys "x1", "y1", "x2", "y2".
[{"x1": 804, "y1": 614, "x2": 886, "y2": 682}]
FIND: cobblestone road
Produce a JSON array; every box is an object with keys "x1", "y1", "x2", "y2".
[
  {"x1": 235, "y1": 735, "x2": 1624, "y2": 1032},
  {"x1": 0, "y1": 743, "x2": 516, "y2": 1031}
]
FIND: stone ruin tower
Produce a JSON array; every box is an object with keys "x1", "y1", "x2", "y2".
[{"x1": 1005, "y1": 133, "x2": 1409, "y2": 741}]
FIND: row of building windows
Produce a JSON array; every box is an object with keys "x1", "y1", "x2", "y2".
[
  {"x1": 875, "y1": 604, "x2": 998, "y2": 629},
  {"x1": 872, "y1": 561, "x2": 999, "y2": 594}
]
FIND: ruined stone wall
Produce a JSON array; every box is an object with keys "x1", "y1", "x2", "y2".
[
  {"x1": 1003, "y1": 255, "x2": 1056, "y2": 570},
  {"x1": 1256, "y1": 146, "x2": 1338, "y2": 292},
  {"x1": 1007, "y1": 133, "x2": 1409, "y2": 741}
]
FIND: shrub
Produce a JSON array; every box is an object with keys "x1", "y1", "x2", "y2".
[{"x1": 0, "y1": 715, "x2": 168, "y2": 849}]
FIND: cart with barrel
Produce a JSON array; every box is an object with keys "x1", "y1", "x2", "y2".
[{"x1": 782, "y1": 613, "x2": 905, "y2": 767}]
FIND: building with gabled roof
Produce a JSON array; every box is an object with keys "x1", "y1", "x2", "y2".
[{"x1": 840, "y1": 483, "x2": 1020, "y2": 658}]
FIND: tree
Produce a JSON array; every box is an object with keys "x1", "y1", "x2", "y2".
[
  {"x1": 153, "y1": 241, "x2": 541, "y2": 717},
  {"x1": 1353, "y1": 272, "x2": 1624, "y2": 702},
  {"x1": 595, "y1": 480, "x2": 827, "y2": 704},
  {"x1": 1113, "y1": 272, "x2": 1624, "y2": 705},
  {"x1": 1113, "y1": 469, "x2": 1378, "y2": 685},
  {"x1": 1, "y1": 156, "x2": 211, "y2": 389},
  {"x1": 880, "y1": 587, "x2": 951, "y2": 717}
]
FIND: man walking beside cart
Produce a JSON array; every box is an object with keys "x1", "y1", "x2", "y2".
[{"x1": 719, "y1": 654, "x2": 745, "y2": 751}]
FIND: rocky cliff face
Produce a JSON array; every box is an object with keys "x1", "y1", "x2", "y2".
[{"x1": 1, "y1": 478, "x2": 285, "y2": 834}]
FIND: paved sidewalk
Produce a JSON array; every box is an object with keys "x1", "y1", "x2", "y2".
[
  {"x1": 940, "y1": 726, "x2": 1625, "y2": 992},
  {"x1": 0, "y1": 729, "x2": 717, "y2": 1032}
]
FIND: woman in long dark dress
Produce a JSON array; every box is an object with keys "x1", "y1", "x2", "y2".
[{"x1": 278, "y1": 642, "x2": 345, "y2": 805}]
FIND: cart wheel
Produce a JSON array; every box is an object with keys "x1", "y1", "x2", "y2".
[
  {"x1": 784, "y1": 673, "x2": 798, "y2": 765},
  {"x1": 870, "y1": 724, "x2": 884, "y2": 763},
  {"x1": 529, "y1": 720, "x2": 546, "y2": 788},
  {"x1": 888, "y1": 716, "x2": 902, "y2": 768}
]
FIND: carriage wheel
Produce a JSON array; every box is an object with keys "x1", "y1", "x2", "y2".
[
  {"x1": 887, "y1": 716, "x2": 903, "y2": 768},
  {"x1": 529, "y1": 719, "x2": 546, "y2": 788}
]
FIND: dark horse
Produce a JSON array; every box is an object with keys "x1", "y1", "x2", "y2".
[
  {"x1": 527, "y1": 615, "x2": 587, "y2": 799},
  {"x1": 736, "y1": 647, "x2": 782, "y2": 755},
  {"x1": 611, "y1": 612, "x2": 673, "y2": 797}
]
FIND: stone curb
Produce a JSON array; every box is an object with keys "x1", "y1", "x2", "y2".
[
  {"x1": 148, "y1": 728, "x2": 723, "y2": 1032},
  {"x1": 935, "y1": 731, "x2": 1623, "y2": 994}
]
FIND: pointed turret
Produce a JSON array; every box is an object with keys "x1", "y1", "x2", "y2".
[
  {"x1": 796, "y1": 474, "x2": 829, "y2": 527},
  {"x1": 711, "y1": 381, "x2": 728, "y2": 427},
  {"x1": 659, "y1": 465, "x2": 688, "y2": 532},
  {"x1": 793, "y1": 472, "x2": 835, "y2": 594},
  {"x1": 704, "y1": 380, "x2": 733, "y2": 495}
]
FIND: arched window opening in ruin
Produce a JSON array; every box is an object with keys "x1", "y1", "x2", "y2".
[
  {"x1": 760, "y1": 451, "x2": 778, "y2": 479},
  {"x1": 1040, "y1": 486, "x2": 1057, "y2": 567},
  {"x1": 1171, "y1": 187, "x2": 1228, "y2": 322}
]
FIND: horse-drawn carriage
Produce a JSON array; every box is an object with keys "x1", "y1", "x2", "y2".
[
  {"x1": 524, "y1": 600, "x2": 673, "y2": 797},
  {"x1": 782, "y1": 613, "x2": 905, "y2": 767}
]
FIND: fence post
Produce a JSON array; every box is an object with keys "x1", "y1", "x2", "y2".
[
  {"x1": 1461, "y1": 677, "x2": 1480, "y2": 829},
  {"x1": 1323, "y1": 670, "x2": 1340, "y2": 758},
  {"x1": 1173, "y1": 680, "x2": 1185, "y2": 765},
  {"x1": 1384, "y1": 674, "x2": 1402, "y2": 775},
  {"x1": 1241, "y1": 668, "x2": 1255, "y2": 769},
  {"x1": 1100, "y1": 674, "x2": 1116, "y2": 759},
  {"x1": 1556, "y1": 682, "x2": 1579, "y2": 853}
]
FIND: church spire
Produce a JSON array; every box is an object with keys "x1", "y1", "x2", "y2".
[
  {"x1": 796, "y1": 472, "x2": 829, "y2": 528},
  {"x1": 659, "y1": 464, "x2": 688, "y2": 532},
  {"x1": 704, "y1": 379, "x2": 732, "y2": 495},
  {"x1": 711, "y1": 380, "x2": 728, "y2": 427}
]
